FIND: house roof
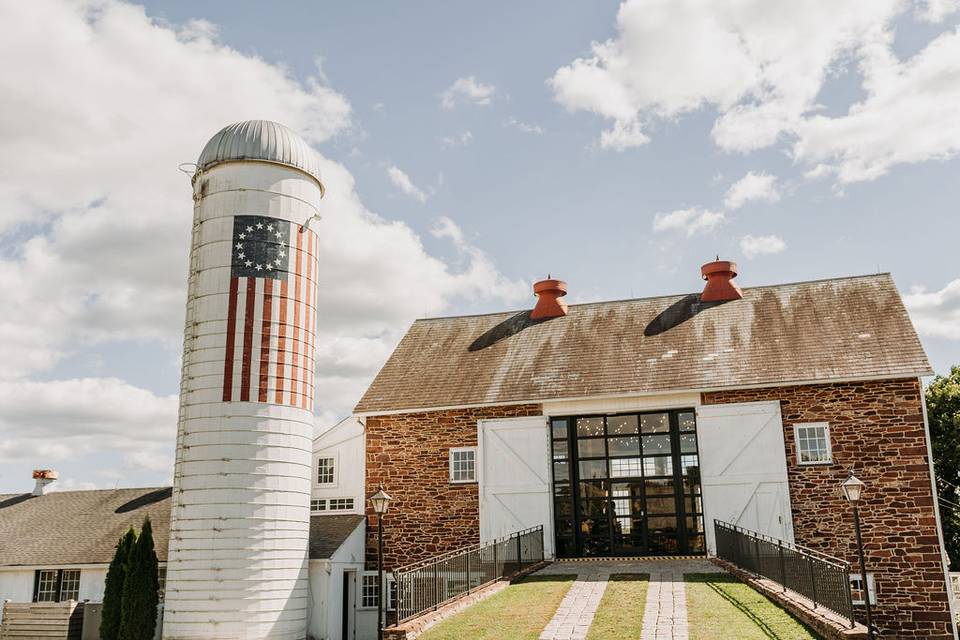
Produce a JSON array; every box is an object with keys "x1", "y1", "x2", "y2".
[
  {"x1": 355, "y1": 273, "x2": 931, "y2": 415},
  {"x1": 0, "y1": 487, "x2": 172, "y2": 566},
  {"x1": 0, "y1": 487, "x2": 364, "y2": 566},
  {"x1": 308, "y1": 515, "x2": 365, "y2": 560}
]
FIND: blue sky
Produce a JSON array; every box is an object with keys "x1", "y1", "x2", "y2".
[{"x1": 1, "y1": 0, "x2": 959, "y2": 492}]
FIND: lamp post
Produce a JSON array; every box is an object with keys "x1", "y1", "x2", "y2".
[
  {"x1": 370, "y1": 484, "x2": 392, "y2": 640},
  {"x1": 841, "y1": 472, "x2": 874, "y2": 639}
]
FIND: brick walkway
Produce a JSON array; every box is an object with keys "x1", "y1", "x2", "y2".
[{"x1": 534, "y1": 559, "x2": 721, "y2": 640}]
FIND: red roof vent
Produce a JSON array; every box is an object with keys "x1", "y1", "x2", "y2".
[
  {"x1": 531, "y1": 278, "x2": 568, "y2": 320},
  {"x1": 700, "y1": 260, "x2": 743, "y2": 302}
]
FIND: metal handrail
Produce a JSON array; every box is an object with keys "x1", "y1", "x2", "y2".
[
  {"x1": 714, "y1": 520, "x2": 857, "y2": 628},
  {"x1": 392, "y1": 524, "x2": 544, "y2": 624}
]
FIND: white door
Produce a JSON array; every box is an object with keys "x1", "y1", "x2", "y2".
[
  {"x1": 696, "y1": 401, "x2": 794, "y2": 553},
  {"x1": 478, "y1": 416, "x2": 554, "y2": 559}
]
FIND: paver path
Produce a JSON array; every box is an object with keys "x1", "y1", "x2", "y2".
[{"x1": 534, "y1": 559, "x2": 721, "y2": 640}]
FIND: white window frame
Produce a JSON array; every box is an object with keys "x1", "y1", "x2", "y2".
[
  {"x1": 793, "y1": 422, "x2": 833, "y2": 466},
  {"x1": 850, "y1": 572, "x2": 876, "y2": 605},
  {"x1": 328, "y1": 497, "x2": 355, "y2": 512},
  {"x1": 316, "y1": 454, "x2": 338, "y2": 487},
  {"x1": 359, "y1": 572, "x2": 379, "y2": 610},
  {"x1": 310, "y1": 498, "x2": 327, "y2": 512},
  {"x1": 449, "y1": 447, "x2": 477, "y2": 484}
]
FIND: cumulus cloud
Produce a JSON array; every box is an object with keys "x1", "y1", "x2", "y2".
[
  {"x1": 0, "y1": 0, "x2": 527, "y2": 490},
  {"x1": 904, "y1": 279, "x2": 960, "y2": 339},
  {"x1": 724, "y1": 172, "x2": 781, "y2": 210},
  {"x1": 386, "y1": 165, "x2": 428, "y2": 202},
  {"x1": 550, "y1": 0, "x2": 960, "y2": 183},
  {"x1": 652, "y1": 208, "x2": 725, "y2": 236},
  {"x1": 440, "y1": 76, "x2": 496, "y2": 109},
  {"x1": 740, "y1": 234, "x2": 787, "y2": 258}
]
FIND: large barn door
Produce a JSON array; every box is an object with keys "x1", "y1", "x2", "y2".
[
  {"x1": 478, "y1": 416, "x2": 554, "y2": 559},
  {"x1": 696, "y1": 401, "x2": 794, "y2": 553}
]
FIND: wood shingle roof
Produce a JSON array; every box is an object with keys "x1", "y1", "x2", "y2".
[{"x1": 355, "y1": 274, "x2": 931, "y2": 414}]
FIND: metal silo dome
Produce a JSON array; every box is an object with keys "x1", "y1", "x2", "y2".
[{"x1": 196, "y1": 119, "x2": 324, "y2": 191}]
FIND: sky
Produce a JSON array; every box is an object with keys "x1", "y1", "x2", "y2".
[{"x1": 1, "y1": 0, "x2": 959, "y2": 493}]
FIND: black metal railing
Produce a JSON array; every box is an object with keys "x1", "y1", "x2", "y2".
[
  {"x1": 714, "y1": 520, "x2": 856, "y2": 627},
  {"x1": 393, "y1": 525, "x2": 544, "y2": 624}
]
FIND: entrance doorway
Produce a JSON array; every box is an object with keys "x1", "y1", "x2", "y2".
[
  {"x1": 550, "y1": 410, "x2": 705, "y2": 557},
  {"x1": 341, "y1": 570, "x2": 355, "y2": 640}
]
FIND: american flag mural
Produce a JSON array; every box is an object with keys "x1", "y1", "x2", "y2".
[{"x1": 221, "y1": 214, "x2": 317, "y2": 408}]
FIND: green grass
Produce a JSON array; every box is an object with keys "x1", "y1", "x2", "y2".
[
  {"x1": 586, "y1": 574, "x2": 649, "y2": 640},
  {"x1": 685, "y1": 574, "x2": 822, "y2": 640},
  {"x1": 417, "y1": 574, "x2": 577, "y2": 640}
]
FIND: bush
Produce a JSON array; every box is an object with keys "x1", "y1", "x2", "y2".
[
  {"x1": 119, "y1": 517, "x2": 160, "y2": 640},
  {"x1": 101, "y1": 528, "x2": 135, "y2": 640}
]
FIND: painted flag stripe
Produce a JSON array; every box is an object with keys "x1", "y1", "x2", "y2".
[
  {"x1": 275, "y1": 279, "x2": 288, "y2": 404},
  {"x1": 258, "y1": 277, "x2": 274, "y2": 402},
  {"x1": 290, "y1": 227, "x2": 303, "y2": 406},
  {"x1": 239, "y1": 277, "x2": 257, "y2": 402},
  {"x1": 222, "y1": 277, "x2": 240, "y2": 402}
]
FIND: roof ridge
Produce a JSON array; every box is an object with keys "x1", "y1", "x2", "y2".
[
  {"x1": 415, "y1": 272, "x2": 892, "y2": 322},
  {"x1": 0, "y1": 486, "x2": 171, "y2": 498}
]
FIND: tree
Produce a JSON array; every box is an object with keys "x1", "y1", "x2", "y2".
[
  {"x1": 926, "y1": 366, "x2": 960, "y2": 570},
  {"x1": 101, "y1": 528, "x2": 136, "y2": 640},
  {"x1": 119, "y1": 517, "x2": 160, "y2": 640}
]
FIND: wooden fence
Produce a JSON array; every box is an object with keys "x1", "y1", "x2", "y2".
[{"x1": 0, "y1": 601, "x2": 83, "y2": 639}]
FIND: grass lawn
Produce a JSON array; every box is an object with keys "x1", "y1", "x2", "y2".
[
  {"x1": 586, "y1": 574, "x2": 649, "y2": 640},
  {"x1": 417, "y1": 574, "x2": 577, "y2": 640},
  {"x1": 685, "y1": 574, "x2": 822, "y2": 640}
]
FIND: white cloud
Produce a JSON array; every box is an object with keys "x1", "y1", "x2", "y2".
[
  {"x1": 914, "y1": 0, "x2": 960, "y2": 23},
  {"x1": 724, "y1": 172, "x2": 781, "y2": 209},
  {"x1": 505, "y1": 118, "x2": 545, "y2": 135},
  {"x1": 652, "y1": 208, "x2": 725, "y2": 236},
  {"x1": 0, "y1": 0, "x2": 529, "y2": 489},
  {"x1": 386, "y1": 165, "x2": 428, "y2": 202},
  {"x1": 740, "y1": 234, "x2": 787, "y2": 258},
  {"x1": 0, "y1": 378, "x2": 177, "y2": 469},
  {"x1": 904, "y1": 279, "x2": 960, "y2": 339},
  {"x1": 441, "y1": 131, "x2": 474, "y2": 148},
  {"x1": 794, "y1": 28, "x2": 960, "y2": 184},
  {"x1": 440, "y1": 76, "x2": 496, "y2": 109},
  {"x1": 551, "y1": 0, "x2": 960, "y2": 183}
]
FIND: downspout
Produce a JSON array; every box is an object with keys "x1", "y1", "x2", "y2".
[{"x1": 919, "y1": 376, "x2": 959, "y2": 639}]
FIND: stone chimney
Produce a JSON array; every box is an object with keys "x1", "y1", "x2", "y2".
[
  {"x1": 700, "y1": 259, "x2": 743, "y2": 302},
  {"x1": 531, "y1": 277, "x2": 568, "y2": 320},
  {"x1": 32, "y1": 469, "x2": 58, "y2": 496}
]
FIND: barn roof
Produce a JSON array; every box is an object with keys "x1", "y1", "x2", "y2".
[
  {"x1": 355, "y1": 273, "x2": 931, "y2": 415},
  {"x1": 0, "y1": 487, "x2": 172, "y2": 566},
  {"x1": 0, "y1": 487, "x2": 363, "y2": 566}
]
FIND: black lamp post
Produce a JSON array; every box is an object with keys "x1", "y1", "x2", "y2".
[
  {"x1": 841, "y1": 472, "x2": 874, "y2": 639},
  {"x1": 370, "y1": 484, "x2": 392, "y2": 640}
]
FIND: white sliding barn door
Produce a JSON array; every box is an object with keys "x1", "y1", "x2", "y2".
[
  {"x1": 696, "y1": 401, "x2": 794, "y2": 553},
  {"x1": 478, "y1": 416, "x2": 554, "y2": 559}
]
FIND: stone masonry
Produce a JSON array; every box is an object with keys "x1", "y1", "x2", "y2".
[
  {"x1": 703, "y1": 378, "x2": 953, "y2": 638},
  {"x1": 364, "y1": 404, "x2": 542, "y2": 570}
]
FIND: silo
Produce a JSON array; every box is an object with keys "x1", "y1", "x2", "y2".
[{"x1": 163, "y1": 121, "x2": 323, "y2": 639}]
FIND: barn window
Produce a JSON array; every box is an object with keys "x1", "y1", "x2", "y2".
[
  {"x1": 33, "y1": 569, "x2": 81, "y2": 602},
  {"x1": 311, "y1": 499, "x2": 327, "y2": 511},
  {"x1": 328, "y1": 498, "x2": 354, "y2": 511},
  {"x1": 317, "y1": 456, "x2": 336, "y2": 485},
  {"x1": 449, "y1": 447, "x2": 477, "y2": 483},
  {"x1": 360, "y1": 573, "x2": 379, "y2": 608},
  {"x1": 850, "y1": 572, "x2": 876, "y2": 605},
  {"x1": 794, "y1": 423, "x2": 832, "y2": 465}
]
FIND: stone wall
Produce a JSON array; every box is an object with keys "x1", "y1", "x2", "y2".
[
  {"x1": 703, "y1": 378, "x2": 953, "y2": 639},
  {"x1": 364, "y1": 404, "x2": 542, "y2": 570}
]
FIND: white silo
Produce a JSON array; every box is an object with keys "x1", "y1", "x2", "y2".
[{"x1": 163, "y1": 120, "x2": 323, "y2": 639}]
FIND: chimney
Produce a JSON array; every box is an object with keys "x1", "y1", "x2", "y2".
[
  {"x1": 32, "y1": 469, "x2": 58, "y2": 496},
  {"x1": 531, "y1": 277, "x2": 568, "y2": 320},
  {"x1": 700, "y1": 259, "x2": 743, "y2": 302}
]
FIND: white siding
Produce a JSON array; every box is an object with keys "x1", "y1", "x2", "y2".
[
  {"x1": 311, "y1": 417, "x2": 365, "y2": 514},
  {"x1": 0, "y1": 569, "x2": 35, "y2": 618},
  {"x1": 306, "y1": 522, "x2": 367, "y2": 640},
  {"x1": 78, "y1": 568, "x2": 107, "y2": 601}
]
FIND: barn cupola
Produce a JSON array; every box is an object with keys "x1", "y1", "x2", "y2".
[
  {"x1": 531, "y1": 277, "x2": 568, "y2": 319},
  {"x1": 700, "y1": 259, "x2": 743, "y2": 302}
]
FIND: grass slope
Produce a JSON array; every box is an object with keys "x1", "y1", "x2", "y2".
[
  {"x1": 685, "y1": 574, "x2": 822, "y2": 640},
  {"x1": 417, "y1": 574, "x2": 576, "y2": 640},
  {"x1": 586, "y1": 574, "x2": 649, "y2": 640}
]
